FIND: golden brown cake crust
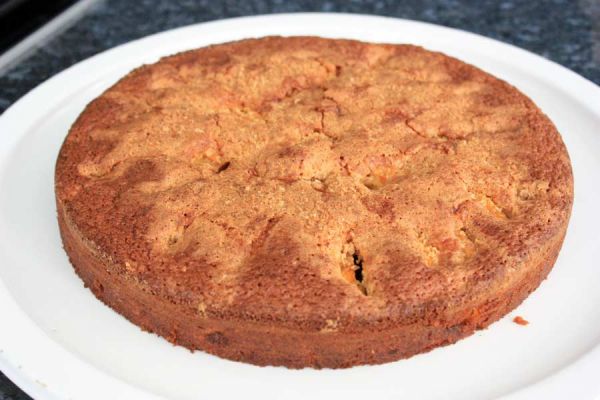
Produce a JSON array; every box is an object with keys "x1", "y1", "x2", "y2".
[{"x1": 55, "y1": 36, "x2": 573, "y2": 368}]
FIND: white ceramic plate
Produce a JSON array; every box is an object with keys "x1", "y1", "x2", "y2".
[{"x1": 1, "y1": 13, "x2": 599, "y2": 400}]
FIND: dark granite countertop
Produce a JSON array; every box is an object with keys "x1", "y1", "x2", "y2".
[{"x1": 1, "y1": 0, "x2": 598, "y2": 398}]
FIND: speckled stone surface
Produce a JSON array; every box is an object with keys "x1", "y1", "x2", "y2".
[{"x1": 0, "y1": 0, "x2": 598, "y2": 398}]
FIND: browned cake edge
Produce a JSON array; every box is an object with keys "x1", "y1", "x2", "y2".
[{"x1": 57, "y1": 196, "x2": 566, "y2": 368}]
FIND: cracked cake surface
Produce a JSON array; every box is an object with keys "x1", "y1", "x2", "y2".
[{"x1": 55, "y1": 36, "x2": 573, "y2": 368}]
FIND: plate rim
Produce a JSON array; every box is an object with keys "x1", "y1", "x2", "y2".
[{"x1": 0, "y1": 12, "x2": 599, "y2": 400}]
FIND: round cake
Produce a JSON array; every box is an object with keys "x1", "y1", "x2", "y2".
[{"x1": 55, "y1": 37, "x2": 573, "y2": 368}]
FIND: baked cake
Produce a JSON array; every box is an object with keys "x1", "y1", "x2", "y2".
[{"x1": 55, "y1": 37, "x2": 573, "y2": 368}]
